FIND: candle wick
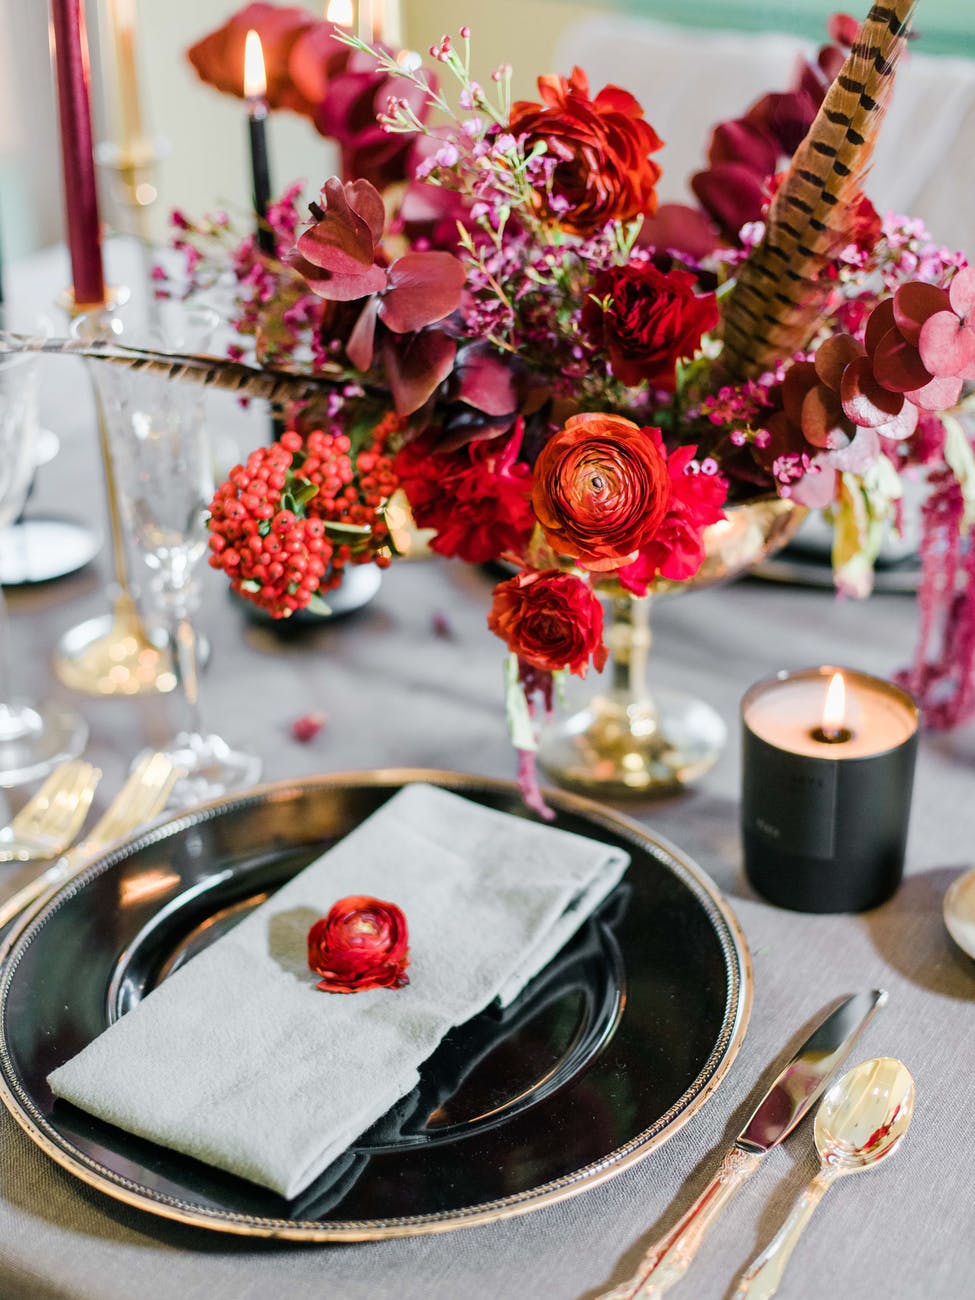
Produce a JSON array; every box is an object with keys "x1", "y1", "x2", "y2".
[{"x1": 810, "y1": 725, "x2": 853, "y2": 745}]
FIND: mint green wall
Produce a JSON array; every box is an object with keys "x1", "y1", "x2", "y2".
[{"x1": 621, "y1": 1, "x2": 974, "y2": 58}]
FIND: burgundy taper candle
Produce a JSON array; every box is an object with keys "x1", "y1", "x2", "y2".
[{"x1": 50, "y1": 0, "x2": 105, "y2": 306}]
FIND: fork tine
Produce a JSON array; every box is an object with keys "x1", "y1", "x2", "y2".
[
  {"x1": 39, "y1": 765, "x2": 100, "y2": 842},
  {"x1": 10, "y1": 761, "x2": 87, "y2": 836},
  {"x1": 10, "y1": 761, "x2": 100, "y2": 844},
  {"x1": 83, "y1": 754, "x2": 178, "y2": 844}
]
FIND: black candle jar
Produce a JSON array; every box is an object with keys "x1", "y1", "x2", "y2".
[{"x1": 741, "y1": 666, "x2": 918, "y2": 913}]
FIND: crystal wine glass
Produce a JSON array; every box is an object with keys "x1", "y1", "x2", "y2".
[
  {"x1": 77, "y1": 303, "x2": 261, "y2": 806},
  {"x1": 0, "y1": 351, "x2": 88, "y2": 784}
]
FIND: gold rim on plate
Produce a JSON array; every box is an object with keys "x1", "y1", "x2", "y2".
[{"x1": 0, "y1": 768, "x2": 752, "y2": 1240}]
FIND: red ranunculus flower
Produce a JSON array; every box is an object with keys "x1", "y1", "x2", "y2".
[
  {"x1": 307, "y1": 896, "x2": 409, "y2": 993},
  {"x1": 488, "y1": 569, "x2": 607, "y2": 676},
  {"x1": 531, "y1": 413, "x2": 672, "y2": 570},
  {"x1": 617, "y1": 440, "x2": 729, "y2": 594},
  {"x1": 582, "y1": 264, "x2": 719, "y2": 391},
  {"x1": 508, "y1": 67, "x2": 663, "y2": 235},
  {"x1": 395, "y1": 423, "x2": 534, "y2": 563}
]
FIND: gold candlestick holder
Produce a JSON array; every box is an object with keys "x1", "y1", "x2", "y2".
[{"x1": 53, "y1": 287, "x2": 176, "y2": 696}]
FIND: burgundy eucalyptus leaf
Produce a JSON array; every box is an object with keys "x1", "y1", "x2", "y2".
[
  {"x1": 840, "y1": 355, "x2": 905, "y2": 428},
  {"x1": 874, "y1": 401, "x2": 919, "y2": 441},
  {"x1": 864, "y1": 298, "x2": 897, "y2": 356},
  {"x1": 346, "y1": 297, "x2": 380, "y2": 371},
  {"x1": 383, "y1": 329, "x2": 457, "y2": 415},
  {"x1": 893, "y1": 282, "x2": 949, "y2": 346},
  {"x1": 452, "y1": 343, "x2": 518, "y2": 416},
  {"x1": 801, "y1": 384, "x2": 849, "y2": 449},
  {"x1": 781, "y1": 361, "x2": 819, "y2": 427},
  {"x1": 905, "y1": 372, "x2": 963, "y2": 412},
  {"x1": 872, "y1": 327, "x2": 933, "y2": 393},
  {"x1": 918, "y1": 310, "x2": 975, "y2": 377},
  {"x1": 814, "y1": 334, "x2": 862, "y2": 389},
  {"x1": 378, "y1": 252, "x2": 466, "y2": 333},
  {"x1": 948, "y1": 265, "x2": 975, "y2": 318},
  {"x1": 296, "y1": 176, "x2": 382, "y2": 273}
]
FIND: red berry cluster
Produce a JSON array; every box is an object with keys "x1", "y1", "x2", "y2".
[
  {"x1": 207, "y1": 419, "x2": 401, "y2": 619},
  {"x1": 298, "y1": 413, "x2": 400, "y2": 591},
  {"x1": 207, "y1": 433, "x2": 332, "y2": 617}
]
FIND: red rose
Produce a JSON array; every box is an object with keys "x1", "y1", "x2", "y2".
[
  {"x1": 394, "y1": 424, "x2": 533, "y2": 563},
  {"x1": 531, "y1": 413, "x2": 672, "y2": 570},
  {"x1": 617, "y1": 441, "x2": 728, "y2": 594},
  {"x1": 582, "y1": 264, "x2": 719, "y2": 391},
  {"x1": 187, "y1": 4, "x2": 319, "y2": 115},
  {"x1": 307, "y1": 896, "x2": 410, "y2": 994},
  {"x1": 488, "y1": 569, "x2": 607, "y2": 676},
  {"x1": 509, "y1": 67, "x2": 662, "y2": 235}
]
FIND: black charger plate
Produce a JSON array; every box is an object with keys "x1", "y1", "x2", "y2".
[{"x1": 0, "y1": 770, "x2": 750, "y2": 1240}]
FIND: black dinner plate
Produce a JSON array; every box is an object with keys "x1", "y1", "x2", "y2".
[{"x1": 0, "y1": 770, "x2": 750, "y2": 1240}]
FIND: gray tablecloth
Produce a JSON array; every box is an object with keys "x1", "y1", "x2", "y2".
[{"x1": 1, "y1": 244, "x2": 972, "y2": 1300}]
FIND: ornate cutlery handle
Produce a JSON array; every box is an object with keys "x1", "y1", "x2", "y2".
[
  {"x1": 599, "y1": 1145, "x2": 763, "y2": 1299},
  {"x1": 733, "y1": 1166, "x2": 837, "y2": 1299}
]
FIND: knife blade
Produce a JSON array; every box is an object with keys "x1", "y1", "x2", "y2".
[{"x1": 599, "y1": 989, "x2": 887, "y2": 1300}]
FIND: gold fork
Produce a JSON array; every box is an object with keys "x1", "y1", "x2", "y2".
[
  {"x1": 0, "y1": 760, "x2": 101, "y2": 864},
  {"x1": 0, "y1": 752, "x2": 179, "y2": 931}
]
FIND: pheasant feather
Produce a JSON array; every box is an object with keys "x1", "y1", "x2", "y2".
[
  {"x1": 720, "y1": 1, "x2": 916, "y2": 377},
  {"x1": 0, "y1": 331, "x2": 346, "y2": 407}
]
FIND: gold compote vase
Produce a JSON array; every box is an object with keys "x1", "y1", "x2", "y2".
[{"x1": 537, "y1": 498, "x2": 805, "y2": 797}]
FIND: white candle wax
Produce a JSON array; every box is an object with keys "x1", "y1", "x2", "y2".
[{"x1": 744, "y1": 672, "x2": 916, "y2": 759}]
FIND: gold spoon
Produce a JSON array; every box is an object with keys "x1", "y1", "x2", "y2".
[
  {"x1": 944, "y1": 867, "x2": 975, "y2": 960},
  {"x1": 734, "y1": 1057, "x2": 915, "y2": 1299}
]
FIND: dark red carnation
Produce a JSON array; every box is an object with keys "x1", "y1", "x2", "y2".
[
  {"x1": 582, "y1": 264, "x2": 719, "y2": 391},
  {"x1": 617, "y1": 441, "x2": 728, "y2": 594},
  {"x1": 307, "y1": 896, "x2": 409, "y2": 993},
  {"x1": 488, "y1": 569, "x2": 607, "y2": 677},
  {"x1": 531, "y1": 413, "x2": 672, "y2": 570},
  {"x1": 394, "y1": 422, "x2": 534, "y2": 563},
  {"x1": 509, "y1": 67, "x2": 662, "y2": 235}
]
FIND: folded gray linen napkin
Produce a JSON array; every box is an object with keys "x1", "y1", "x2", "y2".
[{"x1": 48, "y1": 782, "x2": 629, "y2": 1199}]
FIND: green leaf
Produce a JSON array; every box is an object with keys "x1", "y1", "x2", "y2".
[
  {"x1": 306, "y1": 593, "x2": 333, "y2": 617},
  {"x1": 240, "y1": 579, "x2": 261, "y2": 593},
  {"x1": 291, "y1": 478, "x2": 320, "y2": 508},
  {"x1": 504, "y1": 654, "x2": 537, "y2": 751},
  {"x1": 323, "y1": 520, "x2": 374, "y2": 538}
]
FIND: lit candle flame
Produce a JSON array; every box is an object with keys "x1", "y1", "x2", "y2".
[
  {"x1": 326, "y1": 0, "x2": 354, "y2": 26},
  {"x1": 243, "y1": 29, "x2": 267, "y2": 100},
  {"x1": 822, "y1": 672, "x2": 846, "y2": 735}
]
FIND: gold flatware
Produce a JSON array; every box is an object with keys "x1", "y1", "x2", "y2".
[
  {"x1": 733, "y1": 1057, "x2": 915, "y2": 1299},
  {"x1": 0, "y1": 761, "x2": 101, "y2": 864},
  {"x1": 0, "y1": 753, "x2": 179, "y2": 932},
  {"x1": 599, "y1": 991, "x2": 886, "y2": 1299}
]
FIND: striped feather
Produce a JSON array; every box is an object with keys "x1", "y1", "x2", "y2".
[
  {"x1": 721, "y1": 1, "x2": 916, "y2": 377},
  {"x1": 0, "y1": 331, "x2": 344, "y2": 407}
]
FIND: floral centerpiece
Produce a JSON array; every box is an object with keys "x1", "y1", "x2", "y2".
[{"x1": 167, "y1": 1, "x2": 975, "y2": 809}]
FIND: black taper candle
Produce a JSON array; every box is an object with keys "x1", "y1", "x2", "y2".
[{"x1": 248, "y1": 105, "x2": 275, "y2": 258}]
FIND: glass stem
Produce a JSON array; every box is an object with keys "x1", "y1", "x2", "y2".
[
  {"x1": 609, "y1": 594, "x2": 652, "y2": 704},
  {"x1": 169, "y1": 599, "x2": 205, "y2": 740}
]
